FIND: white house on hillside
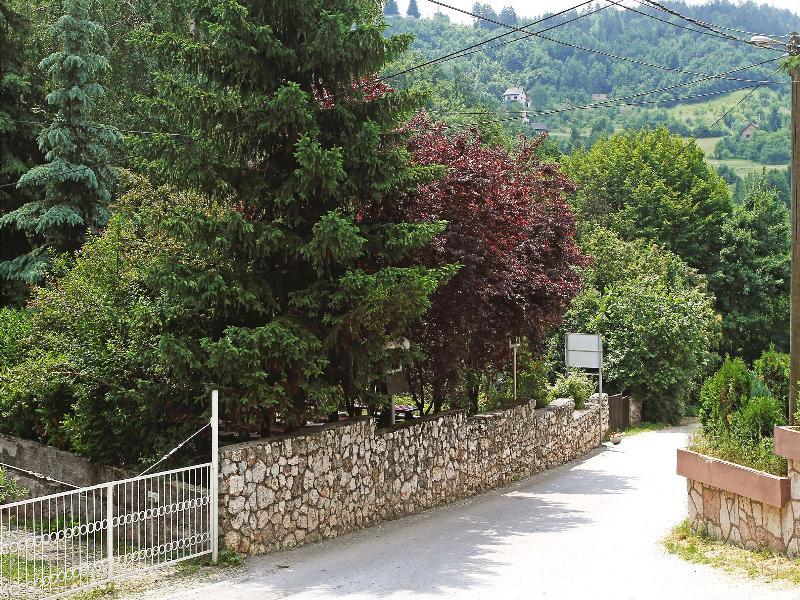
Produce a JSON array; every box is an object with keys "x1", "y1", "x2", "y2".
[{"x1": 503, "y1": 87, "x2": 528, "y2": 106}]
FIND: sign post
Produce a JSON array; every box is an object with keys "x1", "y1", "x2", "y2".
[
  {"x1": 565, "y1": 334, "x2": 603, "y2": 445},
  {"x1": 509, "y1": 338, "x2": 521, "y2": 402}
]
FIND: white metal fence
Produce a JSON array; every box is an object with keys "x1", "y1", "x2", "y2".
[{"x1": 0, "y1": 392, "x2": 220, "y2": 599}]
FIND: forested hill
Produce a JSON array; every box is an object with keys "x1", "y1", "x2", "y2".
[{"x1": 384, "y1": 1, "x2": 800, "y2": 112}]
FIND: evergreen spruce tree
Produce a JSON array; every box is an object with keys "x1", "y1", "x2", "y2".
[
  {"x1": 136, "y1": 1, "x2": 450, "y2": 425},
  {"x1": 383, "y1": 0, "x2": 399, "y2": 17},
  {"x1": 0, "y1": 0, "x2": 120, "y2": 285},
  {"x1": 0, "y1": 1, "x2": 41, "y2": 304},
  {"x1": 407, "y1": 0, "x2": 420, "y2": 18}
]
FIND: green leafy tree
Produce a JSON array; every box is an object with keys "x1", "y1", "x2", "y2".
[
  {"x1": 565, "y1": 128, "x2": 732, "y2": 277},
  {"x1": 406, "y1": 0, "x2": 420, "y2": 18},
  {"x1": 710, "y1": 186, "x2": 790, "y2": 360},
  {"x1": 553, "y1": 228, "x2": 720, "y2": 423},
  {"x1": 0, "y1": 0, "x2": 120, "y2": 286},
  {"x1": 0, "y1": 0, "x2": 41, "y2": 305},
  {"x1": 132, "y1": 1, "x2": 447, "y2": 425}
]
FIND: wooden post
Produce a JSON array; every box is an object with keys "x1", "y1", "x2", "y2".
[{"x1": 790, "y1": 33, "x2": 799, "y2": 424}]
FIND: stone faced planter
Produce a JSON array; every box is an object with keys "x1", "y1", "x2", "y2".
[
  {"x1": 774, "y1": 426, "x2": 800, "y2": 460},
  {"x1": 676, "y1": 448, "x2": 789, "y2": 507},
  {"x1": 676, "y1": 428, "x2": 800, "y2": 556}
]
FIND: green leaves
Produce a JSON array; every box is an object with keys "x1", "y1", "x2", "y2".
[
  {"x1": 558, "y1": 227, "x2": 719, "y2": 424},
  {"x1": 301, "y1": 210, "x2": 365, "y2": 275},
  {"x1": 565, "y1": 127, "x2": 732, "y2": 277}
]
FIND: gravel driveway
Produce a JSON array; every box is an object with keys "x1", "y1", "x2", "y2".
[{"x1": 135, "y1": 425, "x2": 800, "y2": 600}]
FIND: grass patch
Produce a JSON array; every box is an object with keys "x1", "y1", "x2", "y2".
[
  {"x1": 688, "y1": 431, "x2": 786, "y2": 476},
  {"x1": 604, "y1": 421, "x2": 668, "y2": 441},
  {"x1": 0, "y1": 552, "x2": 85, "y2": 585},
  {"x1": 179, "y1": 548, "x2": 245, "y2": 574},
  {"x1": 623, "y1": 422, "x2": 668, "y2": 436},
  {"x1": 665, "y1": 520, "x2": 800, "y2": 585},
  {"x1": 69, "y1": 585, "x2": 119, "y2": 599}
]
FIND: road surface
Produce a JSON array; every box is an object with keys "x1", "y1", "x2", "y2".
[{"x1": 141, "y1": 425, "x2": 800, "y2": 600}]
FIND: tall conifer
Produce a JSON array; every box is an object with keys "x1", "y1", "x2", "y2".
[
  {"x1": 0, "y1": 0, "x2": 120, "y2": 285},
  {"x1": 136, "y1": 1, "x2": 449, "y2": 423},
  {"x1": 0, "y1": 0, "x2": 41, "y2": 303}
]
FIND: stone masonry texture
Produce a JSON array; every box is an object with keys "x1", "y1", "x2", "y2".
[
  {"x1": 686, "y1": 460, "x2": 800, "y2": 556},
  {"x1": 218, "y1": 396, "x2": 609, "y2": 555}
]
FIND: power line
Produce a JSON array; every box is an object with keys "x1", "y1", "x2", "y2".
[
  {"x1": 603, "y1": 0, "x2": 780, "y2": 50},
  {"x1": 639, "y1": 0, "x2": 785, "y2": 50},
  {"x1": 388, "y1": 2, "x2": 615, "y2": 78},
  {"x1": 442, "y1": 83, "x2": 774, "y2": 127},
  {"x1": 417, "y1": 0, "x2": 778, "y2": 82},
  {"x1": 383, "y1": 0, "x2": 599, "y2": 80},
  {"x1": 443, "y1": 57, "x2": 785, "y2": 121},
  {"x1": 424, "y1": 1, "x2": 787, "y2": 84},
  {"x1": 690, "y1": 65, "x2": 785, "y2": 143}
]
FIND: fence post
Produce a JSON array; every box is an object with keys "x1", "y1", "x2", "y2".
[
  {"x1": 106, "y1": 483, "x2": 114, "y2": 578},
  {"x1": 211, "y1": 389, "x2": 219, "y2": 563}
]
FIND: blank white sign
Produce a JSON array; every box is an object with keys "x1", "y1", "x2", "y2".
[{"x1": 566, "y1": 334, "x2": 602, "y2": 369}]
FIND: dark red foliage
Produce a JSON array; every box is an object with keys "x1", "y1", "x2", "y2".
[
  {"x1": 382, "y1": 114, "x2": 587, "y2": 409},
  {"x1": 315, "y1": 79, "x2": 394, "y2": 109}
]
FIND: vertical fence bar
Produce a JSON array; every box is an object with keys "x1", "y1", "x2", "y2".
[
  {"x1": 105, "y1": 484, "x2": 114, "y2": 580},
  {"x1": 211, "y1": 389, "x2": 219, "y2": 563}
]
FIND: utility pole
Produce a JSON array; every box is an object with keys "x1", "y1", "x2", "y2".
[{"x1": 790, "y1": 32, "x2": 799, "y2": 424}]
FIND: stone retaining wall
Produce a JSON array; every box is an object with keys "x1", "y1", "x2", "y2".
[
  {"x1": 679, "y1": 427, "x2": 800, "y2": 556},
  {"x1": 219, "y1": 395, "x2": 609, "y2": 555},
  {"x1": 0, "y1": 434, "x2": 129, "y2": 499},
  {"x1": 686, "y1": 473, "x2": 800, "y2": 555}
]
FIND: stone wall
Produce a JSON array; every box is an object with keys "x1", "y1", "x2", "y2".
[
  {"x1": 0, "y1": 434, "x2": 128, "y2": 499},
  {"x1": 686, "y1": 472, "x2": 800, "y2": 555},
  {"x1": 219, "y1": 395, "x2": 608, "y2": 555}
]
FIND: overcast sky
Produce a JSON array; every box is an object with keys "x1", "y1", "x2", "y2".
[{"x1": 407, "y1": 0, "x2": 800, "y2": 22}]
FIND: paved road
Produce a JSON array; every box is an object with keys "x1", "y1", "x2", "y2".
[{"x1": 144, "y1": 425, "x2": 800, "y2": 600}]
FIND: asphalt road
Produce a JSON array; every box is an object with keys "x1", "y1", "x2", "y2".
[{"x1": 142, "y1": 425, "x2": 800, "y2": 600}]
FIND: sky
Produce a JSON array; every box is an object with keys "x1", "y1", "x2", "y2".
[{"x1": 406, "y1": 0, "x2": 800, "y2": 22}]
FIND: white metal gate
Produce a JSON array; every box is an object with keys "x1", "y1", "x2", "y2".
[{"x1": 0, "y1": 392, "x2": 220, "y2": 599}]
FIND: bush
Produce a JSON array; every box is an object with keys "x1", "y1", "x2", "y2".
[
  {"x1": 0, "y1": 468, "x2": 26, "y2": 504},
  {"x1": 479, "y1": 357, "x2": 550, "y2": 411},
  {"x1": 733, "y1": 396, "x2": 785, "y2": 441},
  {"x1": 0, "y1": 308, "x2": 30, "y2": 371},
  {"x1": 753, "y1": 348, "x2": 789, "y2": 412},
  {"x1": 698, "y1": 357, "x2": 751, "y2": 435},
  {"x1": 548, "y1": 371, "x2": 595, "y2": 409}
]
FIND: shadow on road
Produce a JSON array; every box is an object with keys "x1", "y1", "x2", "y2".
[{"x1": 222, "y1": 464, "x2": 635, "y2": 598}]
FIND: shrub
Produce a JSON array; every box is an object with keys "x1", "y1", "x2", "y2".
[
  {"x1": 480, "y1": 357, "x2": 550, "y2": 411},
  {"x1": 548, "y1": 371, "x2": 595, "y2": 409},
  {"x1": 0, "y1": 468, "x2": 26, "y2": 504},
  {"x1": 0, "y1": 308, "x2": 30, "y2": 371},
  {"x1": 699, "y1": 357, "x2": 751, "y2": 435},
  {"x1": 753, "y1": 348, "x2": 789, "y2": 412},
  {"x1": 733, "y1": 396, "x2": 785, "y2": 441}
]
